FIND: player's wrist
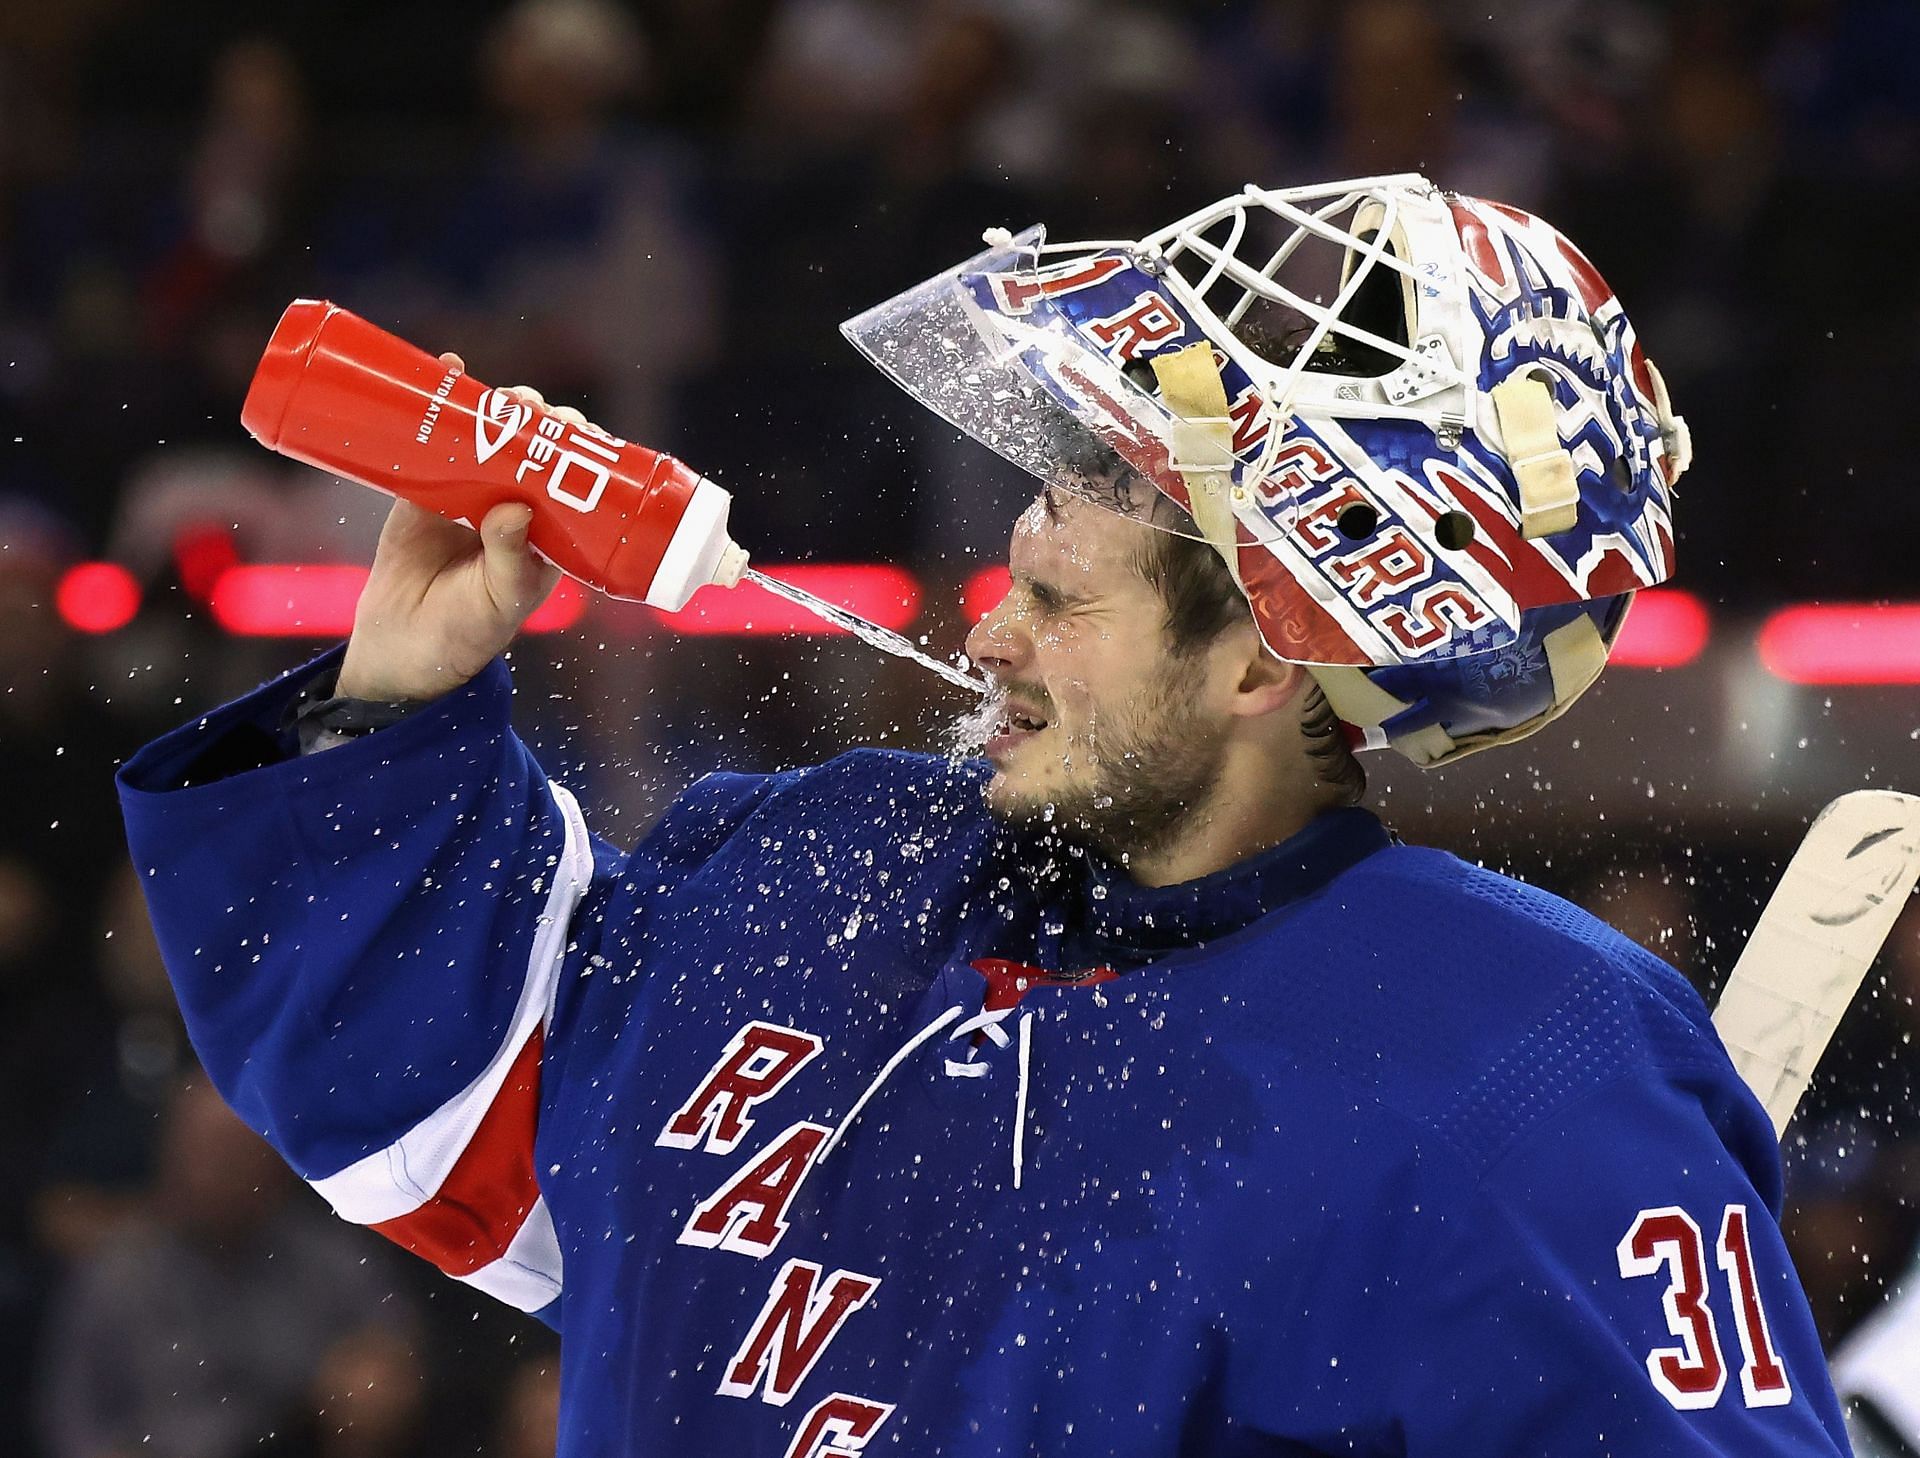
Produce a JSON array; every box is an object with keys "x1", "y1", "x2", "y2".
[{"x1": 335, "y1": 646, "x2": 456, "y2": 705}]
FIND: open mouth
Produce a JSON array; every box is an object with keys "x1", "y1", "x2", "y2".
[{"x1": 985, "y1": 700, "x2": 1052, "y2": 760}]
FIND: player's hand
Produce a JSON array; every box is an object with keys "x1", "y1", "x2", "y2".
[{"x1": 335, "y1": 358, "x2": 566, "y2": 702}]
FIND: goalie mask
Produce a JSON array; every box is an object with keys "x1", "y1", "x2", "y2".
[{"x1": 842, "y1": 172, "x2": 1691, "y2": 768}]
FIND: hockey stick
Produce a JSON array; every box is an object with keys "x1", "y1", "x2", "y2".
[{"x1": 1711, "y1": 790, "x2": 1920, "y2": 1139}]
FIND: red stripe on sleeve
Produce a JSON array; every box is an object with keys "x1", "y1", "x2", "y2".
[{"x1": 369, "y1": 1027, "x2": 545, "y2": 1276}]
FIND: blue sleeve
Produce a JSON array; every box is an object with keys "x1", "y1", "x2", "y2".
[
  {"x1": 1390, "y1": 1069, "x2": 1851, "y2": 1456},
  {"x1": 115, "y1": 650, "x2": 781, "y2": 1319}
]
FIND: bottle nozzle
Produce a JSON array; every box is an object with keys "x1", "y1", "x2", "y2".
[{"x1": 714, "y1": 540, "x2": 749, "y2": 589}]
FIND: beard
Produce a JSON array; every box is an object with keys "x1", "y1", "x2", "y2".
[{"x1": 949, "y1": 658, "x2": 1229, "y2": 867}]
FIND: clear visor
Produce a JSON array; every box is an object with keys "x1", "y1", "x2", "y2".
[{"x1": 840, "y1": 227, "x2": 1219, "y2": 536}]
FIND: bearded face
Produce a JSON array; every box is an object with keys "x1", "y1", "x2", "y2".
[{"x1": 957, "y1": 493, "x2": 1232, "y2": 866}]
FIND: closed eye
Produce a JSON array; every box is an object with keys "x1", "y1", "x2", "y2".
[{"x1": 1017, "y1": 575, "x2": 1085, "y2": 615}]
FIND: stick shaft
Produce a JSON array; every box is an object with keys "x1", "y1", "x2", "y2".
[{"x1": 1712, "y1": 790, "x2": 1920, "y2": 1138}]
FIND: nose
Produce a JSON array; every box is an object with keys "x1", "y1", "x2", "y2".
[{"x1": 964, "y1": 585, "x2": 1029, "y2": 681}]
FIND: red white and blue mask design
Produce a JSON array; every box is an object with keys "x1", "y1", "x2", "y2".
[{"x1": 844, "y1": 173, "x2": 1688, "y2": 675}]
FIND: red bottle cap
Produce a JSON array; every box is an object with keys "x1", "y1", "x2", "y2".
[{"x1": 241, "y1": 299, "x2": 337, "y2": 449}]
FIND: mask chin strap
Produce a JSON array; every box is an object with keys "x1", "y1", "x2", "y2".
[
  {"x1": 1148, "y1": 342, "x2": 1247, "y2": 583},
  {"x1": 1490, "y1": 373, "x2": 1581, "y2": 539}
]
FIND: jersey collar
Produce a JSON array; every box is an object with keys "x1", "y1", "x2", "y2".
[{"x1": 1072, "y1": 807, "x2": 1394, "y2": 963}]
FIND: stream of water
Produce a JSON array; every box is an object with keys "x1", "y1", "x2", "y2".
[{"x1": 743, "y1": 568, "x2": 991, "y2": 695}]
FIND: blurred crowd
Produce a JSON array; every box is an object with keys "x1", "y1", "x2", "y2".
[{"x1": 2, "y1": 0, "x2": 1918, "y2": 1453}]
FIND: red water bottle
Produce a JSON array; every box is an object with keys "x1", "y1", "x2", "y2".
[{"x1": 241, "y1": 299, "x2": 748, "y2": 611}]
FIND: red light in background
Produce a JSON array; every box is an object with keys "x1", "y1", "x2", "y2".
[
  {"x1": 56, "y1": 562, "x2": 141, "y2": 633},
  {"x1": 524, "y1": 578, "x2": 587, "y2": 633},
  {"x1": 210, "y1": 564, "x2": 366, "y2": 636},
  {"x1": 1610, "y1": 588, "x2": 1710, "y2": 668},
  {"x1": 209, "y1": 565, "x2": 591, "y2": 637},
  {"x1": 658, "y1": 565, "x2": 921, "y2": 636},
  {"x1": 961, "y1": 566, "x2": 1012, "y2": 624},
  {"x1": 1758, "y1": 604, "x2": 1920, "y2": 685},
  {"x1": 172, "y1": 524, "x2": 241, "y2": 602},
  {"x1": 65, "y1": 549, "x2": 1920, "y2": 687}
]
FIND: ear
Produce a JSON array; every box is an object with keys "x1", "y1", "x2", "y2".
[{"x1": 1216, "y1": 623, "x2": 1307, "y2": 720}]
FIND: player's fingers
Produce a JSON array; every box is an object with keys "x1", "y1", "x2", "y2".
[
  {"x1": 379, "y1": 496, "x2": 438, "y2": 538},
  {"x1": 495, "y1": 384, "x2": 587, "y2": 427},
  {"x1": 478, "y1": 502, "x2": 560, "y2": 614},
  {"x1": 377, "y1": 496, "x2": 474, "y2": 562},
  {"x1": 438, "y1": 351, "x2": 466, "y2": 373},
  {"x1": 478, "y1": 500, "x2": 535, "y2": 563}
]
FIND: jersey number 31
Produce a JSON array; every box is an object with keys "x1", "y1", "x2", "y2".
[{"x1": 1616, "y1": 1204, "x2": 1792, "y2": 1411}]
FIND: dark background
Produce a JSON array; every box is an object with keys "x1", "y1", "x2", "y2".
[{"x1": 3, "y1": 1, "x2": 1918, "y2": 1454}]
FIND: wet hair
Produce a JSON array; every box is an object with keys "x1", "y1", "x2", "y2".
[
  {"x1": 1127, "y1": 501, "x2": 1251, "y2": 658},
  {"x1": 1298, "y1": 674, "x2": 1367, "y2": 807}
]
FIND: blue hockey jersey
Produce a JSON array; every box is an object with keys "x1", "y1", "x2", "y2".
[{"x1": 119, "y1": 650, "x2": 1852, "y2": 1457}]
